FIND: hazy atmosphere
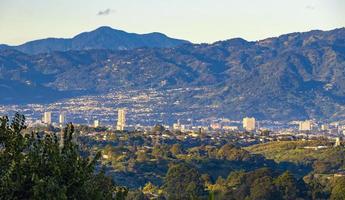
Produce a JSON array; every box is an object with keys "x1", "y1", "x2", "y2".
[
  {"x1": 0, "y1": 0, "x2": 344, "y2": 44},
  {"x1": 1, "y1": 1, "x2": 345, "y2": 199}
]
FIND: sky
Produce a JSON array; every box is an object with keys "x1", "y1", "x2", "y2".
[{"x1": 0, "y1": 0, "x2": 344, "y2": 45}]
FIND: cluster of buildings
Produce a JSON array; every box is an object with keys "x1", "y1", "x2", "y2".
[
  {"x1": 28, "y1": 107, "x2": 345, "y2": 144},
  {"x1": 168, "y1": 117, "x2": 256, "y2": 132},
  {"x1": 41, "y1": 109, "x2": 127, "y2": 131},
  {"x1": 42, "y1": 111, "x2": 65, "y2": 126},
  {"x1": 39, "y1": 110, "x2": 258, "y2": 134},
  {"x1": 297, "y1": 120, "x2": 345, "y2": 135}
]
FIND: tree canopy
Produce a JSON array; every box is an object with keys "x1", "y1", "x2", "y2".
[
  {"x1": 163, "y1": 163, "x2": 206, "y2": 200},
  {"x1": 0, "y1": 113, "x2": 126, "y2": 199}
]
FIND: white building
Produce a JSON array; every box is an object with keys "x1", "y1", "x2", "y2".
[
  {"x1": 223, "y1": 126, "x2": 238, "y2": 131},
  {"x1": 335, "y1": 137, "x2": 341, "y2": 147},
  {"x1": 173, "y1": 120, "x2": 182, "y2": 131},
  {"x1": 94, "y1": 120, "x2": 100, "y2": 128},
  {"x1": 299, "y1": 120, "x2": 312, "y2": 131},
  {"x1": 116, "y1": 108, "x2": 126, "y2": 131},
  {"x1": 243, "y1": 117, "x2": 256, "y2": 131},
  {"x1": 321, "y1": 124, "x2": 329, "y2": 131},
  {"x1": 59, "y1": 113, "x2": 65, "y2": 125},
  {"x1": 42, "y1": 112, "x2": 52, "y2": 124}
]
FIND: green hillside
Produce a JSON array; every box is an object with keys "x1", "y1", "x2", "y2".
[{"x1": 245, "y1": 140, "x2": 345, "y2": 173}]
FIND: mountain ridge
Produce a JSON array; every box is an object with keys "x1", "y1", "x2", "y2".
[
  {"x1": 0, "y1": 28, "x2": 344, "y2": 121},
  {"x1": 1, "y1": 26, "x2": 190, "y2": 54}
]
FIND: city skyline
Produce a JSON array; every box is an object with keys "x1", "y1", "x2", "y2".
[{"x1": 1, "y1": 1, "x2": 345, "y2": 199}]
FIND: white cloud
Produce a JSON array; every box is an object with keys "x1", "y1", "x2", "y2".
[{"x1": 97, "y1": 9, "x2": 115, "y2": 16}]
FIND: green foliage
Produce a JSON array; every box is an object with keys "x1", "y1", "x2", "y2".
[
  {"x1": 249, "y1": 176, "x2": 278, "y2": 200},
  {"x1": 210, "y1": 168, "x2": 309, "y2": 200},
  {"x1": 152, "y1": 124, "x2": 165, "y2": 133},
  {"x1": 126, "y1": 189, "x2": 148, "y2": 200},
  {"x1": 170, "y1": 143, "x2": 182, "y2": 156},
  {"x1": 217, "y1": 144, "x2": 252, "y2": 161},
  {"x1": 331, "y1": 177, "x2": 345, "y2": 200},
  {"x1": 152, "y1": 145, "x2": 172, "y2": 160},
  {"x1": 78, "y1": 130, "x2": 345, "y2": 200},
  {"x1": 246, "y1": 141, "x2": 345, "y2": 174},
  {"x1": 0, "y1": 113, "x2": 126, "y2": 199},
  {"x1": 163, "y1": 163, "x2": 206, "y2": 200},
  {"x1": 274, "y1": 171, "x2": 299, "y2": 200},
  {"x1": 306, "y1": 175, "x2": 331, "y2": 199}
]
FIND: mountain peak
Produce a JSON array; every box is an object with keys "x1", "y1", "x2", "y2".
[
  {"x1": 95, "y1": 26, "x2": 114, "y2": 31},
  {"x1": 223, "y1": 38, "x2": 249, "y2": 45},
  {"x1": 2, "y1": 27, "x2": 190, "y2": 54},
  {"x1": 0, "y1": 28, "x2": 344, "y2": 120},
  {"x1": 89, "y1": 26, "x2": 127, "y2": 35}
]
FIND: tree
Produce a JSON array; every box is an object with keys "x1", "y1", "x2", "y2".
[
  {"x1": 143, "y1": 182, "x2": 158, "y2": 194},
  {"x1": 201, "y1": 173, "x2": 212, "y2": 186},
  {"x1": 136, "y1": 150, "x2": 148, "y2": 162},
  {"x1": 331, "y1": 177, "x2": 345, "y2": 200},
  {"x1": 307, "y1": 176, "x2": 329, "y2": 199},
  {"x1": 313, "y1": 161, "x2": 333, "y2": 174},
  {"x1": 152, "y1": 145, "x2": 171, "y2": 159},
  {"x1": 249, "y1": 176, "x2": 279, "y2": 200},
  {"x1": 0, "y1": 113, "x2": 127, "y2": 199},
  {"x1": 217, "y1": 143, "x2": 251, "y2": 161},
  {"x1": 152, "y1": 145, "x2": 164, "y2": 159},
  {"x1": 126, "y1": 190, "x2": 148, "y2": 200},
  {"x1": 226, "y1": 170, "x2": 246, "y2": 190},
  {"x1": 152, "y1": 124, "x2": 165, "y2": 133},
  {"x1": 274, "y1": 171, "x2": 299, "y2": 200},
  {"x1": 163, "y1": 163, "x2": 206, "y2": 199},
  {"x1": 170, "y1": 143, "x2": 182, "y2": 156}
]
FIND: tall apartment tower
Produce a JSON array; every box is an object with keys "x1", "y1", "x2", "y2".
[
  {"x1": 116, "y1": 108, "x2": 126, "y2": 131},
  {"x1": 94, "y1": 120, "x2": 100, "y2": 128},
  {"x1": 299, "y1": 120, "x2": 312, "y2": 131},
  {"x1": 43, "y1": 112, "x2": 52, "y2": 124},
  {"x1": 334, "y1": 137, "x2": 341, "y2": 147},
  {"x1": 59, "y1": 113, "x2": 65, "y2": 125},
  {"x1": 243, "y1": 117, "x2": 256, "y2": 131}
]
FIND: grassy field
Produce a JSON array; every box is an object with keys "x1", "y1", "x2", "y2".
[{"x1": 245, "y1": 140, "x2": 344, "y2": 167}]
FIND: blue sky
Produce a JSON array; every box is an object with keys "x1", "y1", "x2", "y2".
[{"x1": 0, "y1": 0, "x2": 344, "y2": 45}]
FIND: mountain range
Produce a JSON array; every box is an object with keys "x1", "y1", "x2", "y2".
[
  {"x1": 1, "y1": 26, "x2": 189, "y2": 54},
  {"x1": 0, "y1": 27, "x2": 344, "y2": 121}
]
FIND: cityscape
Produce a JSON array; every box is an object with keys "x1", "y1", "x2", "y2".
[
  {"x1": 1, "y1": 0, "x2": 345, "y2": 199},
  {"x1": 2, "y1": 89, "x2": 344, "y2": 141}
]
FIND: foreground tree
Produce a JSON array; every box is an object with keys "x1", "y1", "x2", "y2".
[{"x1": 0, "y1": 113, "x2": 127, "y2": 199}]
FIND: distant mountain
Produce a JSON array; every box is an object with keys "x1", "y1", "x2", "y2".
[
  {"x1": 0, "y1": 44, "x2": 9, "y2": 50},
  {"x1": 0, "y1": 28, "x2": 344, "y2": 121},
  {"x1": 1, "y1": 26, "x2": 190, "y2": 54}
]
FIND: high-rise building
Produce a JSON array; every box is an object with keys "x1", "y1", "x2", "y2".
[
  {"x1": 173, "y1": 120, "x2": 181, "y2": 131},
  {"x1": 299, "y1": 120, "x2": 312, "y2": 131},
  {"x1": 94, "y1": 120, "x2": 100, "y2": 128},
  {"x1": 243, "y1": 117, "x2": 256, "y2": 131},
  {"x1": 43, "y1": 112, "x2": 52, "y2": 124},
  {"x1": 59, "y1": 113, "x2": 65, "y2": 125},
  {"x1": 116, "y1": 108, "x2": 126, "y2": 131},
  {"x1": 335, "y1": 137, "x2": 341, "y2": 147},
  {"x1": 321, "y1": 124, "x2": 329, "y2": 131}
]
